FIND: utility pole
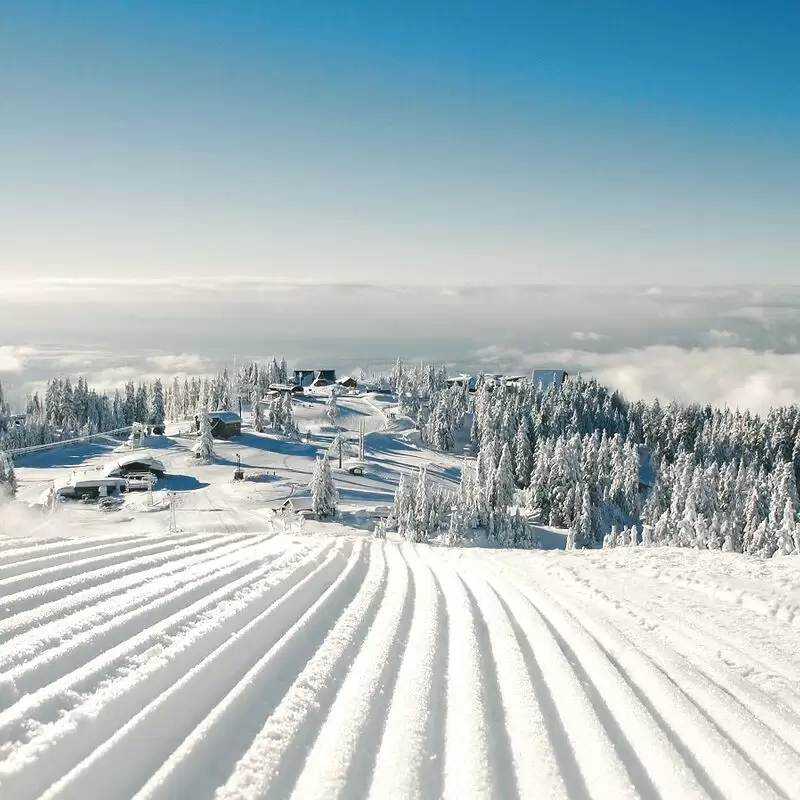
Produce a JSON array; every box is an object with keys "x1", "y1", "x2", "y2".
[
  {"x1": 147, "y1": 472, "x2": 154, "y2": 507},
  {"x1": 168, "y1": 492, "x2": 177, "y2": 532}
]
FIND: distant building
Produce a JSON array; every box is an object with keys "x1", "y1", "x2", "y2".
[
  {"x1": 293, "y1": 368, "x2": 337, "y2": 387},
  {"x1": 293, "y1": 369, "x2": 316, "y2": 387},
  {"x1": 532, "y1": 369, "x2": 568, "y2": 391},
  {"x1": 54, "y1": 472, "x2": 127, "y2": 500},
  {"x1": 336, "y1": 376, "x2": 358, "y2": 389},
  {"x1": 446, "y1": 375, "x2": 478, "y2": 392},
  {"x1": 208, "y1": 411, "x2": 242, "y2": 439},
  {"x1": 269, "y1": 383, "x2": 303, "y2": 395}
]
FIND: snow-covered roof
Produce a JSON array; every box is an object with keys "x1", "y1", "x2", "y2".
[
  {"x1": 277, "y1": 495, "x2": 314, "y2": 511},
  {"x1": 110, "y1": 451, "x2": 158, "y2": 467},
  {"x1": 103, "y1": 452, "x2": 165, "y2": 476},
  {"x1": 208, "y1": 411, "x2": 242, "y2": 423},
  {"x1": 55, "y1": 471, "x2": 127, "y2": 492}
]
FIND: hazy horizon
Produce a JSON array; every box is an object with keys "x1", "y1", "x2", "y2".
[
  {"x1": 2, "y1": 6, "x2": 798, "y2": 413},
  {"x1": 3, "y1": 281, "x2": 800, "y2": 415}
]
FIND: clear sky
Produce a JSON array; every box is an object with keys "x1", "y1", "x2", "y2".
[{"x1": 1, "y1": 1, "x2": 798, "y2": 284}]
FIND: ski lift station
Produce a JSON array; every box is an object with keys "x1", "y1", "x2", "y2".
[{"x1": 103, "y1": 452, "x2": 166, "y2": 478}]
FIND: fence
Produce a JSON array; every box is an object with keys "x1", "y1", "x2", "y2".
[{"x1": 7, "y1": 426, "x2": 135, "y2": 458}]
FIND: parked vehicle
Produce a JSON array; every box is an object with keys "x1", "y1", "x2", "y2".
[{"x1": 99, "y1": 496, "x2": 124, "y2": 511}]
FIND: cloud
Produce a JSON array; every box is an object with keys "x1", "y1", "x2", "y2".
[
  {"x1": 571, "y1": 331, "x2": 605, "y2": 342},
  {"x1": 146, "y1": 353, "x2": 208, "y2": 372},
  {"x1": 0, "y1": 346, "x2": 38, "y2": 373},
  {"x1": 474, "y1": 344, "x2": 800, "y2": 414},
  {"x1": 3, "y1": 283, "x2": 800, "y2": 413},
  {"x1": 707, "y1": 329, "x2": 739, "y2": 345}
]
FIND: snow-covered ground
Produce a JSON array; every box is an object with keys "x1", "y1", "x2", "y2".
[{"x1": 2, "y1": 393, "x2": 800, "y2": 799}]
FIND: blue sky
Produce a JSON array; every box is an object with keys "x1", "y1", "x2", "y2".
[{"x1": 1, "y1": 1, "x2": 797, "y2": 283}]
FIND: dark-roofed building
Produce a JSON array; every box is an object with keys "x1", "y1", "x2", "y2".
[
  {"x1": 208, "y1": 411, "x2": 242, "y2": 439},
  {"x1": 316, "y1": 369, "x2": 336, "y2": 383},
  {"x1": 293, "y1": 369, "x2": 316, "y2": 388}
]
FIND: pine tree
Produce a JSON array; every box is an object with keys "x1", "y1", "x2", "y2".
[
  {"x1": 642, "y1": 524, "x2": 654, "y2": 547},
  {"x1": 391, "y1": 472, "x2": 415, "y2": 536},
  {"x1": 253, "y1": 399, "x2": 265, "y2": 433},
  {"x1": 409, "y1": 465, "x2": 431, "y2": 542},
  {"x1": 195, "y1": 411, "x2": 215, "y2": 464},
  {"x1": 603, "y1": 525, "x2": 619, "y2": 549},
  {"x1": 492, "y1": 443, "x2": 516, "y2": 510},
  {"x1": 513, "y1": 419, "x2": 533, "y2": 488},
  {"x1": 654, "y1": 510, "x2": 671, "y2": 546},
  {"x1": 775, "y1": 498, "x2": 797, "y2": 556},
  {"x1": 576, "y1": 483, "x2": 593, "y2": 547},
  {"x1": 0, "y1": 451, "x2": 17, "y2": 499},
  {"x1": 310, "y1": 456, "x2": 337, "y2": 518},
  {"x1": 326, "y1": 391, "x2": 339, "y2": 427},
  {"x1": 134, "y1": 383, "x2": 149, "y2": 424},
  {"x1": 150, "y1": 379, "x2": 165, "y2": 427}
]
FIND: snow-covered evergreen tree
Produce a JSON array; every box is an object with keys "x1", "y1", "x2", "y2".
[
  {"x1": 492, "y1": 443, "x2": 516, "y2": 510},
  {"x1": 391, "y1": 472, "x2": 415, "y2": 536},
  {"x1": 409, "y1": 465, "x2": 431, "y2": 543},
  {"x1": 0, "y1": 451, "x2": 17, "y2": 499},
  {"x1": 309, "y1": 455, "x2": 337, "y2": 518},
  {"x1": 253, "y1": 400, "x2": 265, "y2": 433},
  {"x1": 150, "y1": 379, "x2": 165, "y2": 427},
  {"x1": 194, "y1": 411, "x2": 215, "y2": 464},
  {"x1": 326, "y1": 390, "x2": 339, "y2": 427}
]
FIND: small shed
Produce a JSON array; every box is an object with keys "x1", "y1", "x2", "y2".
[
  {"x1": 337, "y1": 376, "x2": 358, "y2": 389},
  {"x1": 208, "y1": 411, "x2": 242, "y2": 439},
  {"x1": 275, "y1": 495, "x2": 315, "y2": 518}
]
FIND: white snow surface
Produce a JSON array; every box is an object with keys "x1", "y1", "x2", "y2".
[
  {"x1": 1, "y1": 531, "x2": 800, "y2": 799},
  {"x1": 2, "y1": 393, "x2": 800, "y2": 799}
]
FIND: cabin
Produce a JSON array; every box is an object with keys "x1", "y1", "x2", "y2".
[
  {"x1": 336, "y1": 376, "x2": 358, "y2": 389},
  {"x1": 208, "y1": 411, "x2": 242, "y2": 439},
  {"x1": 532, "y1": 369, "x2": 569, "y2": 391},
  {"x1": 274, "y1": 495, "x2": 315, "y2": 518}
]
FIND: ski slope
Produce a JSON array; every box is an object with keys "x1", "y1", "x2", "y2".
[{"x1": 2, "y1": 529, "x2": 800, "y2": 800}]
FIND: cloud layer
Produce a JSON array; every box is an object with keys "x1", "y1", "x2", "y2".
[{"x1": 2, "y1": 282, "x2": 800, "y2": 414}]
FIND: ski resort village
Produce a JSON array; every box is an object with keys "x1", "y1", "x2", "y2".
[{"x1": 1, "y1": 359, "x2": 800, "y2": 800}]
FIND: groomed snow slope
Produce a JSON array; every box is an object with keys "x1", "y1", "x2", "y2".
[{"x1": 1, "y1": 530, "x2": 800, "y2": 800}]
